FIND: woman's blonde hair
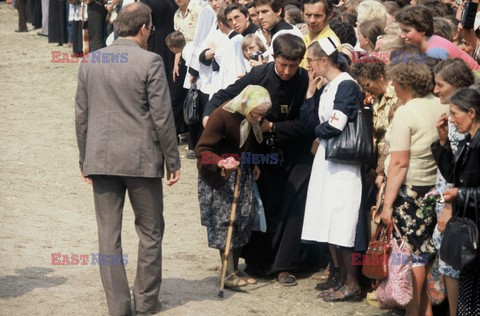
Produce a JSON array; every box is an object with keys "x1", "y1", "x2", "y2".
[{"x1": 357, "y1": 0, "x2": 388, "y2": 29}]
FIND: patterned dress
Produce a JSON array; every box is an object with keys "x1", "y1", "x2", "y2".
[
  {"x1": 198, "y1": 163, "x2": 255, "y2": 249},
  {"x1": 392, "y1": 185, "x2": 437, "y2": 265},
  {"x1": 432, "y1": 122, "x2": 465, "y2": 278}
]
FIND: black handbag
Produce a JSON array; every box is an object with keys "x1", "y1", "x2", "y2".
[
  {"x1": 440, "y1": 190, "x2": 479, "y2": 271},
  {"x1": 325, "y1": 99, "x2": 374, "y2": 164},
  {"x1": 183, "y1": 83, "x2": 200, "y2": 125}
]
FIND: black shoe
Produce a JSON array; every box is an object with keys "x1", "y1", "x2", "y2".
[
  {"x1": 15, "y1": 29, "x2": 28, "y2": 33},
  {"x1": 186, "y1": 150, "x2": 196, "y2": 160},
  {"x1": 37, "y1": 31, "x2": 47, "y2": 37}
]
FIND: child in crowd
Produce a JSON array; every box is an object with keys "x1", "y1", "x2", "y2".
[{"x1": 241, "y1": 34, "x2": 266, "y2": 71}]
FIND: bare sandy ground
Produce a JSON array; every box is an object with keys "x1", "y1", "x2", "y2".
[{"x1": 0, "y1": 4, "x2": 397, "y2": 315}]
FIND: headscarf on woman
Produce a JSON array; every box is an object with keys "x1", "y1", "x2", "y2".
[{"x1": 223, "y1": 85, "x2": 272, "y2": 148}]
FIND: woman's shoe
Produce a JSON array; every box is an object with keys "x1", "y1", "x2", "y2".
[
  {"x1": 322, "y1": 285, "x2": 362, "y2": 302},
  {"x1": 317, "y1": 282, "x2": 344, "y2": 298},
  {"x1": 224, "y1": 272, "x2": 248, "y2": 288},
  {"x1": 315, "y1": 269, "x2": 340, "y2": 290}
]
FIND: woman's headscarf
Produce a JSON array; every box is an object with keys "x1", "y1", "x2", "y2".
[{"x1": 223, "y1": 85, "x2": 272, "y2": 148}]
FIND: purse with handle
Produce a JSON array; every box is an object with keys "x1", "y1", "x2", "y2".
[
  {"x1": 183, "y1": 83, "x2": 200, "y2": 125},
  {"x1": 440, "y1": 189, "x2": 479, "y2": 271},
  {"x1": 376, "y1": 223, "x2": 413, "y2": 309},
  {"x1": 362, "y1": 222, "x2": 393, "y2": 280},
  {"x1": 325, "y1": 88, "x2": 374, "y2": 164}
]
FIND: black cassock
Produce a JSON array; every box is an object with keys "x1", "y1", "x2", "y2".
[
  {"x1": 205, "y1": 63, "x2": 327, "y2": 276},
  {"x1": 141, "y1": 0, "x2": 177, "y2": 93}
]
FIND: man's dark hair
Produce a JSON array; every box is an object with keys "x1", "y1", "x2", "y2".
[
  {"x1": 285, "y1": 4, "x2": 304, "y2": 24},
  {"x1": 165, "y1": 31, "x2": 186, "y2": 50},
  {"x1": 330, "y1": 20, "x2": 357, "y2": 47},
  {"x1": 225, "y1": 3, "x2": 249, "y2": 19},
  {"x1": 245, "y1": 2, "x2": 256, "y2": 10},
  {"x1": 114, "y1": 2, "x2": 152, "y2": 37},
  {"x1": 272, "y1": 33, "x2": 306, "y2": 61},
  {"x1": 395, "y1": 5, "x2": 433, "y2": 37},
  {"x1": 302, "y1": 0, "x2": 333, "y2": 18},
  {"x1": 217, "y1": 6, "x2": 229, "y2": 27},
  {"x1": 254, "y1": 0, "x2": 285, "y2": 18}
]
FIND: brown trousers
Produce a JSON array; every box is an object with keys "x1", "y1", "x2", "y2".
[{"x1": 91, "y1": 175, "x2": 164, "y2": 315}]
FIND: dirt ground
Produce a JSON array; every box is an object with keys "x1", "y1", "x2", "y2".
[{"x1": 0, "y1": 4, "x2": 399, "y2": 315}]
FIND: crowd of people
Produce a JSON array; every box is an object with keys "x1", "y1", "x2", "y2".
[{"x1": 10, "y1": 0, "x2": 479, "y2": 314}]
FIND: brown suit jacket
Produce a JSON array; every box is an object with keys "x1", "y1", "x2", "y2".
[{"x1": 75, "y1": 38, "x2": 180, "y2": 178}]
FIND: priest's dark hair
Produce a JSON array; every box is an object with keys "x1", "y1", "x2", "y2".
[
  {"x1": 225, "y1": 3, "x2": 249, "y2": 19},
  {"x1": 254, "y1": 0, "x2": 285, "y2": 18},
  {"x1": 114, "y1": 2, "x2": 152, "y2": 37},
  {"x1": 272, "y1": 34, "x2": 306, "y2": 61}
]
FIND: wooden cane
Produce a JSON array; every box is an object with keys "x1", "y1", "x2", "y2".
[{"x1": 218, "y1": 167, "x2": 242, "y2": 298}]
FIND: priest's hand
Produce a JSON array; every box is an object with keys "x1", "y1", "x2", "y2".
[
  {"x1": 311, "y1": 138, "x2": 319, "y2": 155},
  {"x1": 260, "y1": 119, "x2": 273, "y2": 133}
]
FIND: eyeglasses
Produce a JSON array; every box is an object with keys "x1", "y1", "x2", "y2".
[
  {"x1": 306, "y1": 57, "x2": 321, "y2": 65},
  {"x1": 147, "y1": 25, "x2": 155, "y2": 33}
]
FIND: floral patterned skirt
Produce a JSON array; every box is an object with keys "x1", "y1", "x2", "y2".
[
  {"x1": 198, "y1": 164, "x2": 255, "y2": 250},
  {"x1": 392, "y1": 184, "x2": 437, "y2": 265}
]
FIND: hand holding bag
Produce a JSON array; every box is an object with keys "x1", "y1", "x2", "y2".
[
  {"x1": 362, "y1": 222, "x2": 393, "y2": 280},
  {"x1": 440, "y1": 189, "x2": 479, "y2": 271},
  {"x1": 183, "y1": 83, "x2": 200, "y2": 125},
  {"x1": 376, "y1": 223, "x2": 413, "y2": 309}
]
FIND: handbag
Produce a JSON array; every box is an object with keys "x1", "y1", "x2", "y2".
[
  {"x1": 376, "y1": 223, "x2": 413, "y2": 309},
  {"x1": 183, "y1": 83, "x2": 200, "y2": 125},
  {"x1": 251, "y1": 181, "x2": 267, "y2": 233},
  {"x1": 362, "y1": 222, "x2": 392, "y2": 280},
  {"x1": 325, "y1": 95, "x2": 374, "y2": 164},
  {"x1": 440, "y1": 190, "x2": 479, "y2": 271}
]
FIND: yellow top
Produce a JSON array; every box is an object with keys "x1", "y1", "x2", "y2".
[
  {"x1": 384, "y1": 94, "x2": 449, "y2": 186},
  {"x1": 301, "y1": 25, "x2": 340, "y2": 69}
]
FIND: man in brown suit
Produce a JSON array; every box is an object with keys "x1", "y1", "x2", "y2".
[{"x1": 75, "y1": 3, "x2": 181, "y2": 315}]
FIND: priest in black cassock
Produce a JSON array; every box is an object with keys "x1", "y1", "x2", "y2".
[{"x1": 203, "y1": 33, "x2": 325, "y2": 285}]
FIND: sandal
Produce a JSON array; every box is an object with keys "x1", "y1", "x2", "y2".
[
  {"x1": 315, "y1": 270, "x2": 340, "y2": 291},
  {"x1": 277, "y1": 272, "x2": 297, "y2": 286},
  {"x1": 224, "y1": 272, "x2": 248, "y2": 288},
  {"x1": 236, "y1": 270, "x2": 257, "y2": 284},
  {"x1": 322, "y1": 285, "x2": 362, "y2": 302},
  {"x1": 316, "y1": 282, "x2": 344, "y2": 298}
]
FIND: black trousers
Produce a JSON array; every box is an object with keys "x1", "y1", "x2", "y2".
[
  {"x1": 17, "y1": 0, "x2": 28, "y2": 31},
  {"x1": 188, "y1": 90, "x2": 208, "y2": 150},
  {"x1": 87, "y1": 1, "x2": 107, "y2": 53},
  {"x1": 171, "y1": 60, "x2": 188, "y2": 135}
]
